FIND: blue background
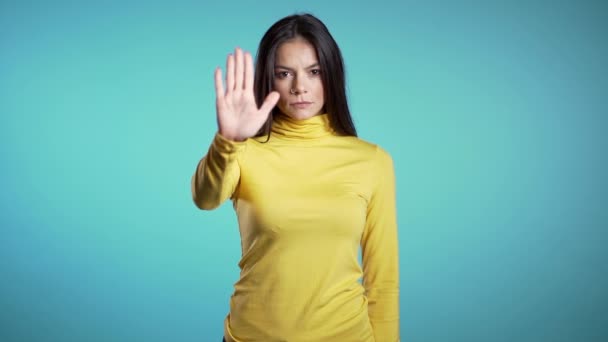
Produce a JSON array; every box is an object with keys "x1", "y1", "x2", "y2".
[{"x1": 1, "y1": 1, "x2": 606, "y2": 341}]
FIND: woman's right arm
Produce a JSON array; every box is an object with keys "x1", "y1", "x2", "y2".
[
  {"x1": 191, "y1": 132, "x2": 246, "y2": 210},
  {"x1": 191, "y1": 47, "x2": 279, "y2": 210}
]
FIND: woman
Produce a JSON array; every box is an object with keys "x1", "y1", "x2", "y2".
[{"x1": 192, "y1": 13, "x2": 400, "y2": 342}]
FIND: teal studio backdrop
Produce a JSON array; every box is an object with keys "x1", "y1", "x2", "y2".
[{"x1": 1, "y1": 0, "x2": 606, "y2": 341}]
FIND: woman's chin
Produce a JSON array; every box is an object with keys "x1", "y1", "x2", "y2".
[{"x1": 283, "y1": 108, "x2": 321, "y2": 120}]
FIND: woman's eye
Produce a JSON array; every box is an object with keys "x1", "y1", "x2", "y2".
[
  {"x1": 311, "y1": 69, "x2": 321, "y2": 75},
  {"x1": 275, "y1": 71, "x2": 290, "y2": 79}
]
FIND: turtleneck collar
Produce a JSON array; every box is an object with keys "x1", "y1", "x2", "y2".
[{"x1": 271, "y1": 113, "x2": 335, "y2": 140}]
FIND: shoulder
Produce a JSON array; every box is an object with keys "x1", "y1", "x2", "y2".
[{"x1": 343, "y1": 136, "x2": 394, "y2": 165}]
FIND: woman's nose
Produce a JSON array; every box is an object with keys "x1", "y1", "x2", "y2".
[{"x1": 291, "y1": 76, "x2": 308, "y2": 94}]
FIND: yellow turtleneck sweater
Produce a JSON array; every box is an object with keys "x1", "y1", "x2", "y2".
[{"x1": 191, "y1": 113, "x2": 399, "y2": 342}]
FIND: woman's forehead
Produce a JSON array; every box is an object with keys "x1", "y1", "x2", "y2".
[{"x1": 275, "y1": 39, "x2": 318, "y2": 66}]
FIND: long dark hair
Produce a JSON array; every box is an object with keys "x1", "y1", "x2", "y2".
[{"x1": 254, "y1": 13, "x2": 357, "y2": 138}]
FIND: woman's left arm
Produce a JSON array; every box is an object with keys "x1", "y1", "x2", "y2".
[{"x1": 361, "y1": 146, "x2": 400, "y2": 342}]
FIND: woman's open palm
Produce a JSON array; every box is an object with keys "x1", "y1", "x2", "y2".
[{"x1": 214, "y1": 48, "x2": 280, "y2": 141}]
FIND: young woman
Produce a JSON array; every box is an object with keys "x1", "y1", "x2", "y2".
[{"x1": 192, "y1": 13, "x2": 400, "y2": 342}]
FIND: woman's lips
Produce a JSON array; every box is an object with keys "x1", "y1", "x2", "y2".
[{"x1": 291, "y1": 102, "x2": 312, "y2": 109}]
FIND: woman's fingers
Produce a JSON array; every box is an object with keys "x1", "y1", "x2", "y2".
[
  {"x1": 226, "y1": 53, "x2": 235, "y2": 92},
  {"x1": 214, "y1": 67, "x2": 225, "y2": 112},
  {"x1": 244, "y1": 51, "x2": 254, "y2": 91},
  {"x1": 234, "y1": 47, "x2": 244, "y2": 91},
  {"x1": 214, "y1": 67, "x2": 224, "y2": 98},
  {"x1": 258, "y1": 91, "x2": 280, "y2": 115},
  {"x1": 218, "y1": 48, "x2": 258, "y2": 117}
]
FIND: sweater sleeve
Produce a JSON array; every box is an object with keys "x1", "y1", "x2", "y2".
[
  {"x1": 361, "y1": 146, "x2": 400, "y2": 341},
  {"x1": 191, "y1": 132, "x2": 247, "y2": 210}
]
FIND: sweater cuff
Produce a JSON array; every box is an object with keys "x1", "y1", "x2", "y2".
[{"x1": 212, "y1": 132, "x2": 247, "y2": 155}]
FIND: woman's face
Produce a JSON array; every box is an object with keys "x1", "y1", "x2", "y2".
[{"x1": 273, "y1": 38, "x2": 325, "y2": 120}]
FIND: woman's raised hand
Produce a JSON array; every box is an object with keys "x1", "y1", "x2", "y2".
[{"x1": 214, "y1": 47, "x2": 280, "y2": 142}]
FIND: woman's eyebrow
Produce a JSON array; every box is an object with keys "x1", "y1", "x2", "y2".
[{"x1": 274, "y1": 63, "x2": 320, "y2": 70}]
